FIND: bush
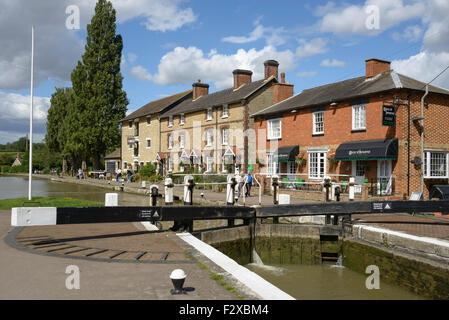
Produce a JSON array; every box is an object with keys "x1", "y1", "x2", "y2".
[
  {"x1": 139, "y1": 163, "x2": 156, "y2": 178},
  {"x1": 149, "y1": 174, "x2": 163, "y2": 182}
]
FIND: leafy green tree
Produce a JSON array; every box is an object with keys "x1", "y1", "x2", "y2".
[{"x1": 71, "y1": 0, "x2": 128, "y2": 169}]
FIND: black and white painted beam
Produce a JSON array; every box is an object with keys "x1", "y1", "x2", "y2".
[{"x1": 11, "y1": 206, "x2": 255, "y2": 227}]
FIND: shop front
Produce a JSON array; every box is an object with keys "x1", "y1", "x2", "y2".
[{"x1": 335, "y1": 138, "x2": 398, "y2": 195}]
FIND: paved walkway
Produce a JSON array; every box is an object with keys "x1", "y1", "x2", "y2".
[
  {"x1": 27, "y1": 173, "x2": 316, "y2": 206},
  {"x1": 353, "y1": 213, "x2": 449, "y2": 241},
  {"x1": 0, "y1": 210, "x2": 239, "y2": 300}
]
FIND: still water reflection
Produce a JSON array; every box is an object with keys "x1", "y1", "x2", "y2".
[{"x1": 0, "y1": 176, "x2": 151, "y2": 206}]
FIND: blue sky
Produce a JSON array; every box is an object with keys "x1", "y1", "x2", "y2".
[{"x1": 1, "y1": 0, "x2": 449, "y2": 143}]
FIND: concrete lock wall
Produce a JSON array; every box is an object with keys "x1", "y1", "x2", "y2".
[{"x1": 198, "y1": 222, "x2": 449, "y2": 299}]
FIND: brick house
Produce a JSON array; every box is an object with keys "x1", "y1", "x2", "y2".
[
  {"x1": 157, "y1": 60, "x2": 294, "y2": 175},
  {"x1": 252, "y1": 58, "x2": 449, "y2": 200}
]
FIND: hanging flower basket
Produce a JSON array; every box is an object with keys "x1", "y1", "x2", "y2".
[
  {"x1": 328, "y1": 152, "x2": 338, "y2": 163},
  {"x1": 295, "y1": 153, "x2": 307, "y2": 166},
  {"x1": 256, "y1": 158, "x2": 265, "y2": 167}
]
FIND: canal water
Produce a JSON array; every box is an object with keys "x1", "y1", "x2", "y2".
[
  {"x1": 0, "y1": 175, "x2": 151, "y2": 206},
  {"x1": 0, "y1": 175, "x2": 424, "y2": 300}
]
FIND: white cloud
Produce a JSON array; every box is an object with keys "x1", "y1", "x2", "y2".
[
  {"x1": 0, "y1": 91, "x2": 50, "y2": 143},
  {"x1": 297, "y1": 71, "x2": 318, "y2": 77},
  {"x1": 421, "y1": 0, "x2": 449, "y2": 53},
  {"x1": 318, "y1": 0, "x2": 426, "y2": 35},
  {"x1": 127, "y1": 53, "x2": 138, "y2": 63},
  {"x1": 296, "y1": 38, "x2": 328, "y2": 59},
  {"x1": 392, "y1": 25, "x2": 423, "y2": 42},
  {"x1": 221, "y1": 18, "x2": 287, "y2": 46},
  {"x1": 321, "y1": 58, "x2": 345, "y2": 67},
  {"x1": 0, "y1": 0, "x2": 197, "y2": 91},
  {"x1": 129, "y1": 45, "x2": 296, "y2": 89},
  {"x1": 392, "y1": 51, "x2": 449, "y2": 89}
]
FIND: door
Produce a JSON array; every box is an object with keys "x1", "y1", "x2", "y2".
[
  {"x1": 352, "y1": 161, "x2": 365, "y2": 193},
  {"x1": 287, "y1": 162, "x2": 296, "y2": 181},
  {"x1": 377, "y1": 160, "x2": 392, "y2": 195}
]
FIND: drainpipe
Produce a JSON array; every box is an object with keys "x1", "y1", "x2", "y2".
[{"x1": 421, "y1": 85, "x2": 429, "y2": 195}]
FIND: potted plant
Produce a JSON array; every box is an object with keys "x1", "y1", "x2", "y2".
[{"x1": 256, "y1": 158, "x2": 265, "y2": 168}]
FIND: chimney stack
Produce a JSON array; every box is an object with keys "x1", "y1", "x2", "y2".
[
  {"x1": 233, "y1": 69, "x2": 253, "y2": 89},
  {"x1": 264, "y1": 60, "x2": 279, "y2": 80},
  {"x1": 365, "y1": 58, "x2": 391, "y2": 78},
  {"x1": 192, "y1": 79, "x2": 209, "y2": 100}
]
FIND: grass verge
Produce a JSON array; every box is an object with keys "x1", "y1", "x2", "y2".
[{"x1": 0, "y1": 196, "x2": 104, "y2": 210}]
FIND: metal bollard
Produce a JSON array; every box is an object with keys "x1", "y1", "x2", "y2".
[
  {"x1": 165, "y1": 178, "x2": 174, "y2": 205},
  {"x1": 349, "y1": 177, "x2": 355, "y2": 201},
  {"x1": 150, "y1": 185, "x2": 159, "y2": 207},
  {"x1": 226, "y1": 174, "x2": 237, "y2": 206},
  {"x1": 335, "y1": 185, "x2": 341, "y2": 202},
  {"x1": 323, "y1": 176, "x2": 331, "y2": 202},
  {"x1": 272, "y1": 175, "x2": 279, "y2": 205}
]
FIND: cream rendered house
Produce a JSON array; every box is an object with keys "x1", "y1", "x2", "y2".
[{"x1": 119, "y1": 90, "x2": 192, "y2": 173}]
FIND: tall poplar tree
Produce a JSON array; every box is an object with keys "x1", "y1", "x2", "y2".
[{"x1": 71, "y1": 0, "x2": 128, "y2": 169}]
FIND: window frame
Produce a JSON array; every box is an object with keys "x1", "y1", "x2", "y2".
[
  {"x1": 267, "y1": 118, "x2": 282, "y2": 140},
  {"x1": 222, "y1": 104, "x2": 229, "y2": 118},
  {"x1": 146, "y1": 115, "x2": 151, "y2": 126},
  {"x1": 423, "y1": 150, "x2": 449, "y2": 179},
  {"x1": 266, "y1": 152, "x2": 280, "y2": 177},
  {"x1": 206, "y1": 129, "x2": 213, "y2": 147},
  {"x1": 179, "y1": 132, "x2": 185, "y2": 149},
  {"x1": 168, "y1": 115, "x2": 173, "y2": 127},
  {"x1": 352, "y1": 104, "x2": 366, "y2": 131},
  {"x1": 308, "y1": 150, "x2": 327, "y2": 180},
  {"x1": 180, "y1": 113, "x2": 185, "y2": 125},
  {"x1": 168, "y1": 134, "x2": 173, "y2": 150},
  {"x1": 222, "y1": 127, "x2": 229, "y2": 146},
  {"x1": 146, "y1": 138, "x2": 151, "y2": 149},
  {"x1": 313, "y1": 111, "x2": 324, "y2": 135},
  {"x1": 206, "y1": 108, "x2": 213, "y2": 121}
]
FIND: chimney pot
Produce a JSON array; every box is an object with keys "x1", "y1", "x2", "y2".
[{"x1": 281, "y1": 72, "x2": 285, "y2": 84}]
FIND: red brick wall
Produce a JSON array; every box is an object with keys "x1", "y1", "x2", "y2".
[{"x1": 254, "y1": 90, "x2": 449, "y2": 199}]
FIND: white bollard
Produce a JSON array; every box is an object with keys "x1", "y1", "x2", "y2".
[
  {"x1": 142, "y1": 181, "x2": 146, "y2": 189},
  {"x1": 105, "y1": 193, "x2": 118, "y2": 207},
  {"x1": 279, "y1": 194, "x2": 290, "y2": 205},
  {"x1": 226, "y1": 174, "x2": 235, "y2": 205},
  {"x1": 349, "y1": 177, "x2": 355, "y2": 201},
  {"x1": 165, "y1": 178, "x2": 173, "y2": 205},
  {"x1": 183, "y1": 175, "x2": 193, "y2": 205}
]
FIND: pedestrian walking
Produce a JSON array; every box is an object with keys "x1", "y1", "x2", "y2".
[{"x1": 245, "y1": 171, "x2": 252, "y2": 197}]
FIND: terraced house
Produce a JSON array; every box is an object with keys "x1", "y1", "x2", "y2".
[
  {"x1": 252, "y1": 58, "x2": 449, "y2": 200},
  {"x1": 120, "y1": 90, "x2": 192, "y2": 173},
  {"x1": 157, "y1": 60, "x2": 294, "y2": 175}
]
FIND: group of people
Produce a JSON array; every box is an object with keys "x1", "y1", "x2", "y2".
[
  {"x1": 116, "y1": 167, "x2": 133, "y2": 183},
  {"x1": 234, "y1": 171, "x2": 253, "y2": 200}
]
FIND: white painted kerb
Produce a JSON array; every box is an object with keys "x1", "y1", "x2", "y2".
[
  {"x1": 11, "y1": 207, "x2": 57, "y2": 226},
  {"x1": 354, "y1": 224, "x2": 449, "y2": 249},
  {"x1": 177, "y1": 233, "x2": 295, "y2": 300}
]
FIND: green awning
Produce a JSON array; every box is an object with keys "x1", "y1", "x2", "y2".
[
  {"x1": 273, "y1": 145, "x2": 299, "y2": 162},
  {"x1": 335, "y1": 138, "x2": 398, "y2": 161}
]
